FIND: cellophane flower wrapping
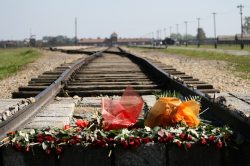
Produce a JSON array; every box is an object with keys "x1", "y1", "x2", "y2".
[
  {"x1": 144, "y1": 97, "x2": 200, "y2": 128},
  {"x1": 101, "y1": 86, "x2": 143, "y2": 131}
]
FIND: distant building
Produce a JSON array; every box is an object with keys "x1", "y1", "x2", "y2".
[{"x1": 79, "y1": 32, "x2": 152, "y2": 46}]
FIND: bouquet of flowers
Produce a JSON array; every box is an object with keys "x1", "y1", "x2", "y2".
[{"x1": 0, "y1": 87, "x2": 233, "y2": 156}]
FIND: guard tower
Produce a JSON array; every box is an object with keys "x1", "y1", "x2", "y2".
[{"x1": 110, "y1": 32, "x2": 118, "y2": 46}]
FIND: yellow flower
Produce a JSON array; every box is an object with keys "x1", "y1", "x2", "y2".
[{"x1": 144, "y1": 97, "x2": 200, "y2": 128}]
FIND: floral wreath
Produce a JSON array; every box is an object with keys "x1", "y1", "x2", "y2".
[{"x1": 0, "y1": 89, "x2": 233, "y2": 156}]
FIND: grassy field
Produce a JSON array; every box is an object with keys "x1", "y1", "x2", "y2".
[
  {"x1": 0, "y1": 48, "x2": 41, "y2": 80},
  {"x1": 182, "y1": 44, "x2": 250, "y2": 51},
  {"x1": 131, "y1": 47, "x2": 250, "y2": 79}
]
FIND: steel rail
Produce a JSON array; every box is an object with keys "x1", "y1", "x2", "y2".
[{"x1": 0, "y1": 51, "x2": 104, "y2": 139}]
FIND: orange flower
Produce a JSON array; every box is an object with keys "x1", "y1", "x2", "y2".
[
  {"x1": 144, "y1": 97, "x2": 181, "y2": 128},
  {"x1": 144, "y1": 97, "x2": 200, "y2": 128},
  {"x1": 173, "y1": 100, "x2": 200, "y2": 127},
  {"x1": 75, "y1": 119, "x2": 89, "y2": 128}
]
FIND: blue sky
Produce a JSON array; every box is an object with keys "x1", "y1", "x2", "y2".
[{"x1": 0, "y1": 0, "x2": 250, "y2": 40}]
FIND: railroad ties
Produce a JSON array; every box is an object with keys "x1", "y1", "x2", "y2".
[
  {"x1": 12, "y1": 49, "x2": 219, "y2": 99},
  {"x1": 12, "y1": 62, "x2": 77, "y2": 98},
  {"x1": 143, "y1": 58, "x2": 220, "y2": 95},
  {"x1": 63, "y1": 53, "x2": 163, "y2": 96}
]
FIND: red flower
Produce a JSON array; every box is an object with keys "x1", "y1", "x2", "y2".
[
  {"x1": 55, "y1": 146, "x2": 62, "y2": 155},
  {"x1": 70, "y1": 136, "x2": 80, "y2": 145},
  {"x1": 72, "y1": 135, "x2": 80, "y2": 141},
  {"x1": 179, "y1": 133, "x2": 185, "y2": 140},
  {"x1": 134, "y1": 138, "x2": 141, "y2": 148},
  {"x1": 15, "y1": 143, "x2": 22, "y2": 151},
  {"x1": 200, "y1": 138, "x2": 207, "y2": 145},
  {"x1": 59, "y1": 138, "x2": 68, "y2": 143},
  {"x1": 176, "y1": 141, "x2": 182, "y2": 148},
  {"x1": 185, "y1": 142, "x2": 192, "y2": 149},
  {"x1": 166, "y1": 133, "x2": 174, "y2": 142},
  {"x1": 75, "y1": 119, "x2": 88, "y2": 128},
  {"x1": 93, "y1": 139, "x2": 107, "y2": 148},
  {"x1": 141, "y1": 137, "x2": 150, "y2": 144},
  {"x1": 129, "y1": 141, "x2": 135, "y2": 146},
  {"x1": 63, "y1": 125, "x2": 70, "y2": 130},
  {"x1": 120, "y1": 140, "x2": 128, "y2": 149},
  {"x1": 216, "y1": 140, "x2": 223, "y2": 149},
  {"x1": 44, "y1": 135, "x2": 54, "y2": 142},
  {"x1": 187, "y1": 135, "x2": 192, "y2": 141},
  {"x1": 36, "y1": 134, "x2": 44, "y2": 142},
  {"x1": 208, "y1": 135, "x2": 215, "y2": 142},
  {"x1": 158, "y1": 137, "x2": 164, "y2": 143},
  {"x1": 70, "y1": 140, "x2": 77, "y2": 145}
]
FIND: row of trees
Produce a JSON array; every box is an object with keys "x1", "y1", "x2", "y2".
[
  {"x1": 42, "y1": 36, "x2": 77, "y2": 46},
  {"x1": 170, "y1": 28, "x2": 206, "y2": 42}
]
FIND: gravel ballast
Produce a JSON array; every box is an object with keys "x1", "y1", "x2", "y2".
[{"x1": 124, "y1": 47, "x2": 250, "y2": 94}]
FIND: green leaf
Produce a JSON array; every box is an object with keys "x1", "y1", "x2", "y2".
[{"x1": 99, "y1": 131, "x2": 107, "y2": 138}]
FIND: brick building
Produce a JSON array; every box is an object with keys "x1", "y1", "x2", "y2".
[{"x1": 79, "y1": 33, "x2": 152, "y2": 46}]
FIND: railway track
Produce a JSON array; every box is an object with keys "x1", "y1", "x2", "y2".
[
  {"x1": 1, "y1": 46, "x2": 250, "y2": 166},
  {"x1": 1, "y1": 47, "x2": 250, "y2": 140}
]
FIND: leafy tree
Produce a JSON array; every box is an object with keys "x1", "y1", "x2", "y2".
[
  {"x1": 243, "y1": 16, "x2": 250, "y2": 34},
  {"x1": 42, "y1": 36, "x2": 75, "y2": 46},
  {"x1": 170, "y1": 33, "x2": 182, "y2": 41},
  {"x1": 196, "y1": 28, "x2": 206, "y2": 42},
  {"x1": 183, "y1": 34, "x2": 196, "y2": 40}
]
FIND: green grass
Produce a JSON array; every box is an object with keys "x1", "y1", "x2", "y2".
[
  {"x1": 0, "y1": 48, "x2": 41, "y2": 80},
  {"x1": 183, "y1": 44, "x2": 250, "y2": 51},
  {"x1": 130, "y1": 46, "x2": 250, "y2": 79}
]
